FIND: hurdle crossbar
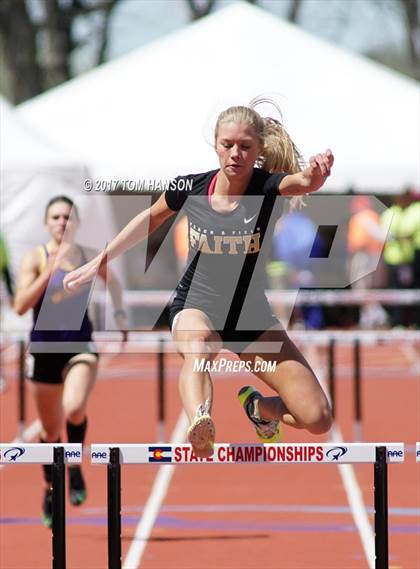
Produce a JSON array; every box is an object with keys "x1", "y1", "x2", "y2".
[
  {"x1": 91, "y1": 442, "x2": 404, "y2": 569},
  {"x1": 84, "y1": 329, "x2": 419, "y2": 350},
  {"x1": 0, "y1": 443, "x2": 82, "y2": 569},
  {"x1": 13, "y1": 329, "x2": 417, "y2": 443},
  {"x1": 8, "y1": 329, "x2": 419, "y2": 349},
  {"x1": 91, "y1": 330, "x2": 415, "y2": 444},
  {"x1": 91, "y1": 288, "x2": 420, "y2": 307}
]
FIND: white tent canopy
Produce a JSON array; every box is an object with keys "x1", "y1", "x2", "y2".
[
  {"x1": 0, "y1": 96, "x2": 121, "y2": 331},
  {"x1": 17, "y1": 1, "x2": 419, "y2": 193}
]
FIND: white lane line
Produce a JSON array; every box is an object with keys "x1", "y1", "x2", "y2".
[
  {"x1": 16, "y1": 419, "x2": 42, "y2": 442},
  {"x1": 0, "y1": 419, "x2": 42, "y2": 470},
  {"x1": 305, "y1": 346, "x2": 375, "y2": 569},
  {"x1": 400, "y1": 342, "x2": 420, "y2": 374},
  {"x1": 122, "y1": 411, "x2": 188, "y2": 569},
  {"x1": 330, "y1": 425, "x2": 375, "y2": 569}
]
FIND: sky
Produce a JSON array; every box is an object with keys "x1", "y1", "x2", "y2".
[{"x1": 72, "y1": 0, "x2": 408, "y2": 74}]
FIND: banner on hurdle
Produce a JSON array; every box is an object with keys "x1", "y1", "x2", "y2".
[
  {"x1": 0, "y1": 443, "x2": 82, "y2": 464},
  {"x1": 90, "y1": 442, "x2": 405, "y2": 465}
]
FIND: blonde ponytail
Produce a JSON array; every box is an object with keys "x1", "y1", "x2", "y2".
[
  {"x1": 249, "y1": 96, "x2": 306, "y2": 209},
  {"x1": 215, "y1": 96, "x2": 307, "y2": 208},
  {"x1": 248, "y1": 96, "x2": 304, "y2": 175}
]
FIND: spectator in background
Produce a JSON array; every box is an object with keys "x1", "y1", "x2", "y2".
[
  {"x1": 273, "y1": 211, "x2": 325, "y2": 329},
  {"x1": 0, "y1": 232, "x2": 14, "y2": 393},
  {"x1": 400, "y1": 192, "x2": 420, "y2": 289},
  {"x1": 380, "y1": 193, "x2": 416, "y2": 327},
  {"x1": 403, "y1": 194, "x2": 420, "y2": 330},
  {"x1": 347, "y1": 196, "x2": 388, "y2": 328},
  {"x1": 0, "y1": 232, "x2": 14, "y2": 301}
]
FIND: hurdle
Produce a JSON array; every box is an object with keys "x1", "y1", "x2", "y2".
[
  {"x1": 325, "y1": 335, "x2": 362, "y2": 439},
  {"x1": 91, "y1": 288, "x2": 420, "y2": 308},
  {"x1": 157, "y1": 336, "x2": 166, "y2": 442},
  {"x1": 12, "y1": 324, "x2": 418, "y2": 443},
  {"x1": 89, "y1": 328, "x2": 417, "y2": 443},
  {"x1": 0, "y1": 443, "x2": 82, "y2": 569},
  {"x1": 18, "y1": 339, "x2": 26, "y2": 439},
  {"x1": 91, "y1": 442, "x2": 405, "y2": 569},
  {"x1": 87, "y1": 287, "x2": 418, "y2": 442}
]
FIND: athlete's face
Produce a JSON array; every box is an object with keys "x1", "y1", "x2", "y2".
[
  {"x1": 215, "y1": 122, "x2": 262, "y2": 179},
  {"x1": 45, "y1": 202, "x2": 79, "y2": 243}
]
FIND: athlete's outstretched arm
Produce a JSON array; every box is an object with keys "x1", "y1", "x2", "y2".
[
  {"x1": 14, "y1": 244, "x2": 71, "y2": 315},
  {"x1": 63, "y1": 194, "x2": 175, "y2": 292},
  {"x1": 279, "y1": 149, "x2": 334, "y2": 196}
]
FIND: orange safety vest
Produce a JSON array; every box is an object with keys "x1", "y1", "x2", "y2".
[{"x1": 348, "y1": 210, "x2": 383, "y2": 254}]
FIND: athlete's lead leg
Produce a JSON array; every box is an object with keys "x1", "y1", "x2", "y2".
[{"x1": 172, "y1": 309, "x2": 222, "y2": 457}]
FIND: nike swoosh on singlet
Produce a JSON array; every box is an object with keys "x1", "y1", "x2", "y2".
[{"x1": 244, "y1": 215, "x2": 257, "y2": 224}]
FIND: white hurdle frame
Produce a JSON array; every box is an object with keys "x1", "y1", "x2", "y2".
[
  {"x1": 91, "y1": 442, "x2": 405, "y2": 569},
  {"x1": 0, "y1": 443, "x2": 82, "y2": 569}
]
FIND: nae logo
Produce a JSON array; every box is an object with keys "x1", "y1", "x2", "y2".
[
  {"x1": 4, "y1": 447, "x2": 26, "y2": 462},
  {"x1": 91, "y1": 451, "x2": 108, "y2": 460},
  {"x1": 326, "y1": 446, "x2": 348, "y2": 461},
  {"x1": 65, "y1": 450, "x2": 81, "y2": 459},
  {"x1": 387, "y1": 450, "x2": 403, "y2": 458}
]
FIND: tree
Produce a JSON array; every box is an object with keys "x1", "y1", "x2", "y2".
[
  {"x1": 365, "y1": 0, "x2": 419, "y2": 80},
  {"x1": 287, "y1": 0, "x2": 303, "y2": 23},
  {"x1": 397, "y1": 0, "x2": 419, "y2": 78},
  {"x1": 0, "y1": 0, "x2": 120, "y2": 104},
  {"x1": 1, "y1": 0, "x2": 417, "y2": 104},
  {"x1": 186, "y1": 0, "x2": 261, "y2": 20},
  {"x1": 185, "y1": 0, "x2": 216, "y2": 20},
  {"x1": 185, "y1": 0, "x2": 419, "y2": 79}
]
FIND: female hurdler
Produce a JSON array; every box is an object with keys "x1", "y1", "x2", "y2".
[
  {"x1": 64, "y1": 100, "x2": 334, "y2": 458},
  {"x1": 15, "y1": 196, "x2": 127, "y2": 525}
]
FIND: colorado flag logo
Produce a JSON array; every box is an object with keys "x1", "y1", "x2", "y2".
[{"x1": 148, "y1": 446, "x2": 172, "y2": 462}]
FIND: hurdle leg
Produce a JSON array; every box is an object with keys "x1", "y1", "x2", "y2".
[
  {"x1": 52, "y1": 446, "x2": 66, "y2": 569},
  {"x1": 108, "y1": 447, "x2": 122, "y2": 569},
  {"x1": 18, "y1": 339, "x2": 26, "y2": 439},
  {"x1": 374, "y1": 446, "x2": 388, "y2": 569},
  {"x1": 353, "y1": 339, "x2": 362, "y2": 441},
  {"x1": 328, "y1": 338, "x2": 336, "y2": 419},
  {"x1": 157, "y1": 337, "x2": 165, "y2": 443}
]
